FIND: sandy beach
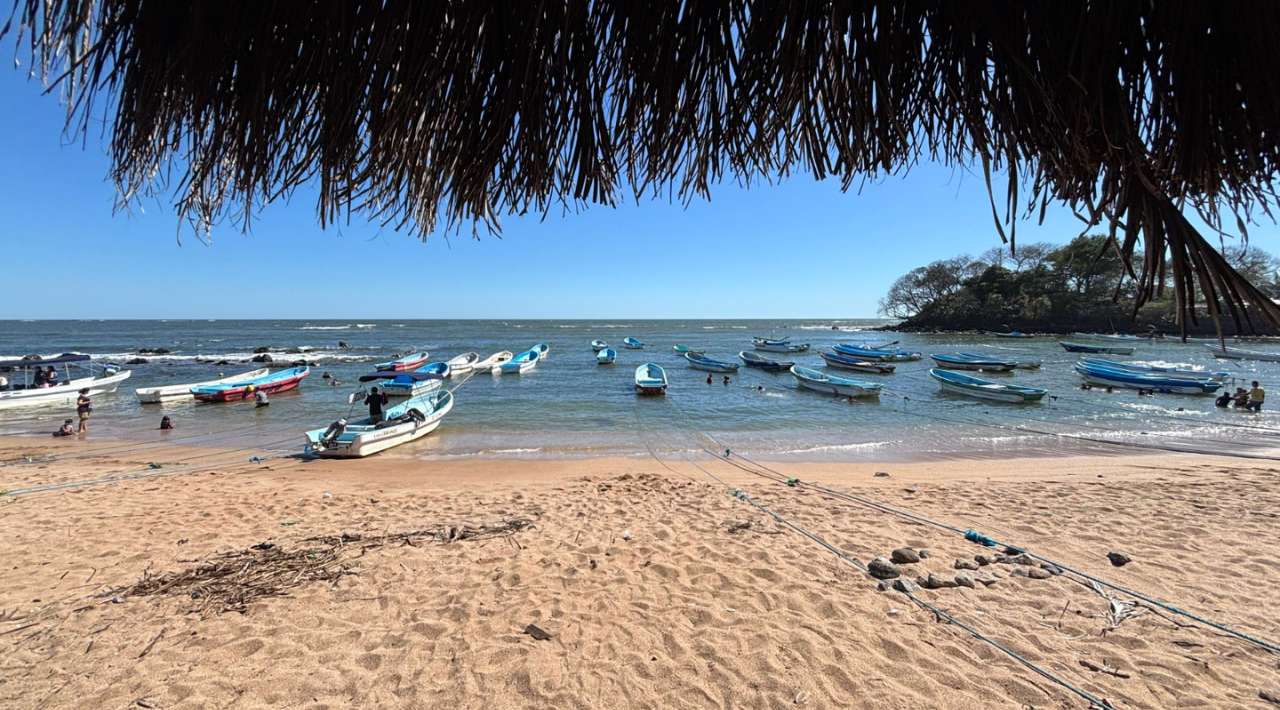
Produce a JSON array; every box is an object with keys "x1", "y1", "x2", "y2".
[{"x1": 2, "y1": 436, "x2": 1278, "y2": 709}]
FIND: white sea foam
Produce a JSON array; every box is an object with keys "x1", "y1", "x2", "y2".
[{"x1": 773, "y1": 441, "x2": 897, "y2": 454}]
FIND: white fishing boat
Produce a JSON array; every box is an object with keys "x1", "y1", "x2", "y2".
[
  {"x1": 500, "y1": 350, "x2": 540, "y2": 374},
  {"x1": 135, "y1": 367, "x2": 269, "y2": 403},
  {"x1": 634, "y1": 363, "x2": 667, "y2": 395},
  {"x1": 590, "y1": 339, "x2": 608, "y2": 352},
  {"x1": 532, "y1": 343, "x2": 550, "y2": 361},
  {"x1": 596, "y1": 347, "x2": 617, "y2": 364},
  {"x1": 789, "y1": 365, "x2": 882, "y2": 398},
  {"x1": 622, "y1": 337, "x2": 645, "y2": 350},
  {"x1": 304, "y1": 390, "x2": 454, "y2": 458},
  {"x1": 0, "y1": 354, "x2": 132, "y2": 410},
  {"x1": 446, "y1": 352, "x2": 481, "y2": 376},
  {"x1": 1205, "y1": 344, "x2": 1280, "y2": 363},
  {"x1": 474, "y1": 351, "x2": 514, "y2": 373}
]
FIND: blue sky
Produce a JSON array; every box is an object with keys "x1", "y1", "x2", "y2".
[{"x1": 0, "y1": 67, "x2": 1270, "y2": 319}]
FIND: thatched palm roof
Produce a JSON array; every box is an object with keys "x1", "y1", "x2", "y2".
[{"x1": 6, "y1": 1, "x2": 1280, "y2": 331}]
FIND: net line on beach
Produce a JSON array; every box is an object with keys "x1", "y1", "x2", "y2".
[
  {"x1": 631, "y1": 408, "x2": 1117, "y2": 710},
  {"x1": 671, "y1": 411, "x2": 1280, "y2": 659}
]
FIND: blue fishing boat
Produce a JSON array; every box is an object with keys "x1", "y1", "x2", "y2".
[
  {"x1": 590, "y1": 339, "x2": 608, "y2": 352},
  {"x1": 1079, "y1": 357, "x2": 1229, "y2": 382},
  {"x1": 623, "y1": 337, "x2": 645, "y2": 349},
  {"x1": 684, "y1": 352, "x2": 739, "y2": 373},
  {"x1": 738, "y1": 351, "x2": 793, "y2": 371},
  {"x1": 367, "y1": 361, "x2": 449, "y2": 397},
  {"x1": 304, "y1": 390, "x2": 454, "y2": 458},
  {"x1": 532, "y1": 343, "x2": 551, "y2": 362},
  {"x1": 930, "y1": 368, "x2": 1047, "y2": 403},
  {"x1": 499, "y1": 349, "x2": 540, "y2": 374},
  {"x1": 993, "y1": 331, "x2": 1034, "y2": 338},
  {"x1": 819, "y1": 350, "x2": 896, "y2": 374},
  {"x1": 1074, "y1": 361, "x2": 1220, "y2": 394},
  {"x1": 596, "y1": 348, "x2": 616, "y2": 364},
  {"x1": 832, "y1": 344, "x2": 922, "y2": 362},
  {"x1": 1060, "y1": 341, "x2": 1135, "y2": 355},
  {"x1": 930, "y1": 353, "x2": 1018, "y2": 372},
  {"x1": 790, "y1": 365, "x2": 882, "y2": 398},
  {"x1": 673, "y1": 344, "x2": 701, "y2": 355},
  {"x1": 634, "y1": 363, "x2": 668, "y2": 395}
]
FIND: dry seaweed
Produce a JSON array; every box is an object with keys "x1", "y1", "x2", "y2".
[{"x1": 103, "y1": 519, "x2": 534, "y2": 615}]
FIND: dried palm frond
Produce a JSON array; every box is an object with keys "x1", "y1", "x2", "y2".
[{"x1": 5, "y1": 1, "x2": 1280, "y2": 332}]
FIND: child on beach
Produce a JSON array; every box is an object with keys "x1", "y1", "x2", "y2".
[
  {"x1": 75, "y1": 389, "x2": 91, "y2": 433},
  {"x1": 160, "y1": 416, "x2": 174, "y2": 430},
  {"x1": 52, "y1": 419, "x2": 74, "y2": 437}
]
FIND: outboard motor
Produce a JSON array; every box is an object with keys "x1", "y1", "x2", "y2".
[{"x1": 320, "y1": 418, "x2": 348, "y2": 447}]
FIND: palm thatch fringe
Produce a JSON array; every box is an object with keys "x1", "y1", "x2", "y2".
[{"x1": 6, "y1": 1, "x2": 1280, "y2": 332}]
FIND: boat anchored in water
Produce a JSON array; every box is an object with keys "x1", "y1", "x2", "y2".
[
  {"x1": 622, "y1": 337, "x2": 645, "y2": 350},
  {"x1": 474, "y1": 351, "x2": 514, "y2": 373},
  {"x1": 136, "y1": 367, "x2": 269, "y2": 403},
  {"x1": 929, "y1": 368, "x2": 1047, "y2": 403},
  {"x1": 597, "y1": 348, "x2": 616, "y2": 364},
  {"x1": 1074, "y1": 361, "x2": 1220, "y2": 395},
  {"x1": 930, "y1": 353, "x2": 1018, "y2": 372},
  {"x1": 634, "y1": 363, "x2": 668, "y2": 395},
  {"x1": 790, "y1": 365, "x2": 882, "y2": 398},
  {"x1": 738, "y1": 351, "x2": 793, "y2": 371},
  {"x1": 499, "y1": 349, "x2": 540, "y2": 374},
  {"x1": 446, "y1": 352, "x2": 481, "y2": 376},
  {"x1": 305, "y1": 389, "x2": 454, "y2": 458},
  {"x1": 362, "y1": 361, "x2": 449, "y2": 397},
  {"x1": 1059, "y1": 341, "x2": 1135, "y2": 355},
  {"x1": 753, "y1": 337, "x2": 810, "y2": 353},
  {"x1": 0, "y1": 354, "x2": 132, "y2": 410},
  {"x1": 532, "y1": 343, "x2": 551, "y2": 362},
  {"x1": 684, "y1": 352, "x2": 740, "y2": 373},
  {"x1": 819, "y1": 351, "x2": 896, "y2": 374},
  {"x1": 1204, "y1": 344, "x2": 1280, "y2": 363},
  {"x1": 590, "y1": 339, "x2": 608, "y2": 352},
  {"x1": 832, "y1": 344, "x2": 922, "y2": 362},
  {"x1": 191, "y1": 366, "x2": 310, "y2": 402},
  {"x1": 373, "y1": 351, "x2": 431, "y2": 372}
]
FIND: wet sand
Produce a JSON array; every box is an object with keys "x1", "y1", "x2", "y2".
[{"x1": 1, "y1": 435, "x2": 1278, "y2": 708}]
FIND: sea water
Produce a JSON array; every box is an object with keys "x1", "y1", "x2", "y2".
[{"x1": 2, "y1": 319, "x2": 1278, "y2": 461}]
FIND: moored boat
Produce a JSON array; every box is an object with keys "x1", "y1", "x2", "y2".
[
  {"x1": 684, "y1": 352, "x2": 740, "y2": 373},
  {"x1": 673, "y1": 344, "x2": 701, "y2": 355},
  {"x1": 446, "y1": 352, "x2": 481, "y2": 376},
  {"x1": 1073, "y1": 332, "x2": 1147, "y2": 342},
  {"x1": 191, "y1": 366, "x2": 310, "y2": 402},
  {"x1": 1074, "y1": 361, "x2": 1220, "y2": 394},
  {"x1": 474, "y1": 351, "x2": 514, "y2": 373},
  {"x1": 0, "y1": 354, "x2": 132, "y2": 410},
  {"x1": 738, "y1": 351, "x2": 793, "y2": 371},
  {"x1": 1059, "y1": 341, "x2": 1135, "y2": 355},
  {"x1": 136, "y1": 367, "x2": 269, "y2": 403},
  {"x1": 753, "y1": 337, "x2": 810, "y2": 353},
  {"x1": 499, "y1": 350, "x2": 540, "y2": 374},
  {"x1": 622, "y1": 337, "x2": 645, "y2": 349},
  {"x1": 1079, "y1": 357, "x2": 1229, "y2": 382},
  {"x1": 634, "y1": 363, "x2": 668, "y2": 395},
  {"x1": 1204, "y1": 344, "x2": 1280, "y2": 363},
  {"x1": 304, "y1": 390, "x2": 454, "y2": 458},
  {"x1": 373, "y1": 351, "x2": 430, "y2": 372},
  {"x1": 993, "y1": 331, "x2": 1034, "y2": 338},
  {"x1": 832, "y1": 344, "x2": 922, "y2": 362},
  {"x1": 597, "y1": 347, "x2": 616, "y2": 364},
  {"x1": 819, "y1": 350, "x2": 896, "y2": 374},
  {"x1": 369, "y1": 362, "x2": 449, "y2": 397},
  {"x1": 590, "y1": 339, "x2": 608, "y2": 352},
  {"x1": 532, "y1": 343, "x2": 551, "y2": 362},
  {"x1": 929, "y1": 368, "x2": 1047, "y2": 403},
  {"x1": 930, "y1": 353, "x2": 1018, "y2": 372},
  {"x1": 789, "y1": 365, "x2": 882, "y2": 398}
]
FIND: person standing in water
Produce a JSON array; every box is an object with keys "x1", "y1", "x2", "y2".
[
  {"x1": 75, "y1": 388, "x2": 91, "y2": 433},
  {"x1": 1248, "y1": 381, "x2": 1266, "y2": 411},
  {"x1": 365, "y1": 386, "x2": 389, "y2": 424}
]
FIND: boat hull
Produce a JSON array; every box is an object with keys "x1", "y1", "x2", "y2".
[
  {"x1": 930, "y1": 369, "x2": 1046, "y2": 403},
  {"x1": 790, "y1": 366, "x2": 881, "y2": 398},
  {"x1": 446, "y1": 353, "x2": 481, "y2": 377},
  {"x1": 819, "y1": 352, "x2": 895, "y2": 373},
  {"x1": 474, "y1": 351, "x2": 514, "y2": 373},
  {"x1": 634, "y1": 363, "x2": 668, "y2": 395},
  {"x1": 499, "y1": 351, "x2": 540, "y2": 374},
  {"x1": 192, "y1": 368, "x2": 310, "y2": 402},
  {"x1": 1060, "y1": 342, "x2": 1135, "y2": 355},
  {"x1": 305, "y1": 393, "x2": 453, "y2": 458},
  {"x1": 135, "y1": 368, "x2": 269, "y2": 403},
  {"x1": 1205, "y1": 344, "x2": 1280, "y2": 362},
  {"x1": 754, "y1": 343, "x2": 810, "y2": 353},
  {"x1": 832, "y1": 344, "x2": 921, "y2": 362},
  {"x1": 374, "y1": 352, "x2": 431, "y2": 372},
  {"x1": 0, "y1": 370, "x2": 132, "y2": 410},
  {"x1": 1075, "y1": 365, "x2": 1219, "y2": 394}
]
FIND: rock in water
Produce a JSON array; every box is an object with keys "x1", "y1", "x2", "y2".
[
  {"x1": 954, "y1": 559, "x2": 979, "y2": 571},
  {"x1": 890, "y1": 547, "x2": 920, "y2": 564},
  {"x1": 868, "y1": 557, "x2": 901, "y2": 580},
  {"x1": 1107, "y1": 552, "x2": 1132, "y2": 567},
  {"x1": 251, "y1": 354, "x2": 273, "y2": 363}
]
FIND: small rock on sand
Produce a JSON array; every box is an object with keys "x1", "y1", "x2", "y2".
[
  {"x1": 891, "y1": 547, "x2": 920, "y2": 564},
  {"x1": 975, "y1": 574, "x2": 998, "y2": 586},
  {"x1": 954, "y1": 559, "x2": 979, "y2": 571},
  {"x1": 974, "y1": 554, "x2": 994, "y2": 566},
  {"x1": 1026, "y1": 567, "x2": 1053, "y2": 580},
  {"x1": 1001, "y1": 553, "x2": 1035, "y2": 566},
  {"x1": 954, "y1": 573, "x2": 976, "y2": 589},
  {"x1": 1107, "y1": 551, "x2": 1132, "y2": 567},
  {"x1": 868, "y1": 558, "x2": 901, "y2": 580},
  {"x1": 918, "y1": 573, "x2": 957, "y2": 590},
  {"x1": 523, "y1": 624, "x2": 552, "y2": 641},
  {"x1": 917, "y1": 549, "x2": 931, "y2": 559},
  {"x1": 1259, "y1": 689, "x2": 1280, "y2": 705},
  {"x1": 873, "y1": 471, "x2": 890, "y2": 478},
  {"x1": 892, "y1": 578, "x2": 917, "y2": 593}
]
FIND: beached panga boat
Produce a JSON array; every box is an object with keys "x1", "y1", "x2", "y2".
[
  {"x1": 597, "y1": 347, "x2": 616, "y2": 364},
  {"x1": 930, "y1": 353, "x2": 1018, "y2": 372},
  {"x1": 929, "y1": 368, "x2": 1047, "y2": 403},
  {"x1": 819, "y1": 350, "x2": 896, "y2": 374},
  {"x1": 590, "y1": 339, "x2": 608, "y2": 352},
  {"x1": 473, "y1": 351, "x2": 513, "y2": 373},
  {"x1": 136, "y1": 367, "x2": 268, "y2": 403},
  {"x1": 832, "y1": 344, "x2": 922, "y2": 362},
  {"x1": 622, "y1": 337, "x2": 645, "y2": 349},
  {"x1": 0, "y1": 354, "x2": 132, "y2": 410},
  {"x1": 191, "y1": 366, "x2": 310, "y2": 402},
  {"x1": 1074, "y1": 361, "x2": 1220, "y2": 395},
  {"x1": 446, "y1": 352, "x2": 481, "y2": 376},
  {"x1": 304, "y1": 390, "x2": 454, "y2": 458},
  {"x1": 790, "y1": 365, "x2": 882, "y2": 398},
  {"x1": 499, "y1": 350, "x2": 540, "y2": 374},
  {"x1": 532, "y1": 343, "x2": 551, "y2": 362},
  {"x1": 373, "y1": 351, "x2": 430, "y2": 372},
  {"x1": 1204, "y1": 344, "x2": 1280, "y2": 363},
  {"x1": 738, "y1": 351, "x2": 793, "y2": 371},
  {"x1": 752, "y1": 337, "x2": 810, "y2": 353},
  {"x1": 370, "y1": 362, "x2": 449, "y2": 397},
  {"x1": 1079, "y1": 357, "x2": 1229, "y2": 382},
  {"x1": 684, "y1": 352, "x2": 740, "y2": 373},
  {"x1": 1059, "y1": 341, "x2": 1135, "y2": 355},
  {"x1": 634, "y1": 363, "x2": 668, "y2": 395}
]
